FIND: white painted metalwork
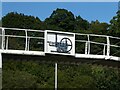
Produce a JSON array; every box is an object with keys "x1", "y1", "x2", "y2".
[
  {"x1": 87, "y1": 35, "x2": 90, "y2": 55},
  {"x1": 25, "y1": 29, "x2": 28, "y2": 51},
  {"x1": 107, "y1": 36, "x2": 110, "y2": 56},
  {"x1": 27, "y1": 38, "x2": 30, "y2": 51},
  {"x1": 45, "y1": 30, "x2": 75, "y2": 56},
  {"x1": 0, "y1": 27, "x2": 120, "y2": 61},
  {"x1": 0, "y1": 53, "x2": 2, "y2": 68},
  {"x1": 6, "y1": 36, "x2": 8, "y2": 50},
  {"x1": 85, "y1": 42, "x2": 88, "y2": 54},
  {"x1": 103, "y1": 45, "x2": 106, "y2": 55},
  {"x1": 0, "y1": 27, "x2": 120, "y2": 89},
  {"x1": 55, "y1": 63, "x2": 57, "y2": 90}
]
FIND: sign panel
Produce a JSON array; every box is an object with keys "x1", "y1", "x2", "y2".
[{"x1": 45, "y1": 30, "x2": 75, "y2": 56}]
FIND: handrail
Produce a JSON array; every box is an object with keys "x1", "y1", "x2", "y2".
[
  {"x1": 0, "y1": 27, "x2": 45, "y2": 32},
  {"x1": 0, "y1": 34, "x2": 44, "y2": 39},
  {"x1": 75, "y1": 32, "x2": 120, "y2": 40},
  {"x1": 1, "y1": 27, "x2": 120, "y2": 40},
  {"x1": 0, "y1": 27, "x2": 120, "y2": 61}
]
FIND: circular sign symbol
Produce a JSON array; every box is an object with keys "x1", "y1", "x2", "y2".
[{"x1": 57, "y1": 38, "x2": 72, "y2": 53}]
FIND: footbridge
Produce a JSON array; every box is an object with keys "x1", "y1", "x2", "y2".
[
  {"x1": 0, "y1": 27, "x2": 120, "y2": 64},
  {"x1": 0, "y1": 27, "x2": 120, "y2": 89},
  {"x1": 0, "y1": 27, "x2": 120, "y2": 67}
]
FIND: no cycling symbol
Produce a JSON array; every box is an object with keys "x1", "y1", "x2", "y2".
[{"x1": 47, "y1": 34, "x2": 72, "y2": 53}]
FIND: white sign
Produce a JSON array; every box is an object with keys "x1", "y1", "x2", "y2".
[{"x1": 45, "y1": 30, "x2": 75, "y2": 56}]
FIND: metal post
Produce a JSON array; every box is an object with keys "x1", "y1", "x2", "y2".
[
  {"x1": 55, "y1": 63, "x2": 57, "y2": 90},
  {"x1": 25, "y1": 29, "x2": 28, "y2": 51},
  {"x1": 0, "y1": 53, "x2": 2, "y2": 68},
  {"x1": 6, "y1": 37, "x2": 8, "y2": 50},
  {"x1": 28, "y1": 38, "x2": 30, "y2": 51},
  {"x1": 85, "y1": 42, "x2": 88, "y2": 54},
  {"x1": 103, "y1": 45, "x2": 106, "y2": 55},
  {"x1": 87, "y1": 35, "x2": 90, "y2": 54},
  {"x1": 44, "y1": 30, "x2": 47, "y2": 53},
  {"x1": 0, "y1": 52, "x2": 2, "y2": 89},
  {"x1": 107, "y1": 36, "x2": 110, "y2": 56}
]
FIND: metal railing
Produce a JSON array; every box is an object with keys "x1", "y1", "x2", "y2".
[
  {"x1": 75, "y1": 33, "x2": 120, "y2": 58},
  {"x1": 0, "y1": 27, "x2": 44, "y2": 51},
  {"x1": 0, "y1": 27, "x2": 120, "y2": 61}
]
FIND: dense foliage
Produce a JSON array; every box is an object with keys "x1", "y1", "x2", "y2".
[
  {"x1": 1, "y1": 8, "x2": 120, "y2": 89},
  {"x1": 3, "y1": 60, "x2": 54, "y2": 88},
  {"x1": 2, "y1": 60, "x2": 120, "y2": 89}
]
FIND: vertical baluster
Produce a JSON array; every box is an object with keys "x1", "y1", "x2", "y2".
[
  {"x1": 55, "y1": 63, "x2": 57, "y2": 90},
  {"x1": 107, "y1": 36, "x2": 110, "y2": 56},
  {"x1": 28, "y1": 38, "x2": 30, "y2": 51},
  {"x1": 6, "y1": 36, "x2": 8, "y2": 50},
  {"x1": 25, "y1": 29, "x2": 28, "y2": 51},
  {"x1": 87, "y1": 35, "x2": 90, "y2": 55},
  {"x1": 85, "y1": 41, "x2": 88, "y2": 54},
  {"x1": 103, "y1": 45, "x2": 106, "y2": 55}
]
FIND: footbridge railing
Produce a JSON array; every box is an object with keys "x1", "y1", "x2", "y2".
[
  {"x1": 0, "y1": 27, "x2": 120, "y2": 62},
  {"x1": 75, "y1": 33, "x2": 120, "y2": 61}
]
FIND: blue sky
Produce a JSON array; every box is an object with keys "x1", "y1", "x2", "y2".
[{"x1": 2, "y1": 2, "x2": 118, "y2": 23}]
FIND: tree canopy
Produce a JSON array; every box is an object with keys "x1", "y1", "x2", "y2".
[
  {"x1": 109, "y1": 11, "x2": 120, "y2": 37},
  {"x1": 2, "y1": 8, "x2": 119, "y2": 36},
  {"x1": 44, "y1": 8, "x2": 75, "y2": 32},
  {"x1": 2, "y1": 12, "x2": 46, "y2": 30}
]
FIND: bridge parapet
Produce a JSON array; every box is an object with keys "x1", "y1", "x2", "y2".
[{"x1": 0, "y1": 27, "x2": 120, "y2": 61}]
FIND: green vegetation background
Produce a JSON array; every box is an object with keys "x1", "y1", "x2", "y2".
[
  {"x1": 2, "y1": 60, "x2": 120, "y2": 89},
  {"x1": 1, "y1": 8, "x2": 120, "y2": 89}
]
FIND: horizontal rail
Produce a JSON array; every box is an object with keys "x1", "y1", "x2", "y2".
[
  {"x1": 75, "y1": 54, "x2": 120, "y2": 61},
  {"x1": 0, "y1": 50, "x2": 45, "y2": 56},
  {"x1": 109, "y1": 36, "x2": 120, "y2": 40},
  {"x1": 0, "y1": 34, "x2": 44, "y2": 39},
  {"x1": 76, "y1": 39, "x2": 120, "y2": 48},
  {"x1": 75, "y1": 40, "x2": 87, "y2": 43},
  {"x1": 1, "y1": 27, "x2": 120, "y2": 40},
  {"x1": 75, "y1": 33, "x2": 120, "y2": 40},
  {"x1": 0, "y1": 27, "x2": 45, "y2": 32}
]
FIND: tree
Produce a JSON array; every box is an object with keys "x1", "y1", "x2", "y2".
[
  {"x1": 88, "y1": 20, "x2": 109, "y2": 35},
  {"x1": 3, "y1": 70, "x2": 37, "y2": 88},
  {"x1": 74, "y1": 15, "x2": 89, "y2": 33},
  {"x1": 108, "y1": 11, "x2": 120, "y2": 37},
  {"x1": 2, "y1": 12, "x2": 46, "y2": 30},
  {"x1": 2, "y1": 12, "x2": 45, "y2": 50},
  {"x1": 45, "y1": 8, "x2": 75, "y2": 32}
]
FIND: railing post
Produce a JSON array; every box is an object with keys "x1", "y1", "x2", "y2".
[
  {"x1": 28, "y1": 38, "x2": 30, "y2": 51},
  {"x1": 55, "y1": 63, "x2": 57, "y2": 90},
  {"x1": 2, "y1": 28, "x2": 5, "y2": 50},
  {"x1": 107, "y1": 36, "x2": 110, "y2": 56},
  {"x1": 6, "y1": 36, "x2": 8, "y2": 50},
  {"x1": 85, "y1": 42, "x2": 88, "y2": 54},
  {"x1": 44, "y1": 30, "x2": 47, "y2": 53},
  {"x1": 0, "y1": 52, "x2": 2, "y2": 69},
  {"x1": 0, "y1": 52, "x2": 2, "y2": 89},
  {"x1": 103, "y1": 45, "x2": 106, "y2": 55},
  {"x1": 25, "y1": 29, "x2": 28, "y2": 51},
  {"x1": 87, "y1": 35, "x2": 90, "y2": 55}
]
